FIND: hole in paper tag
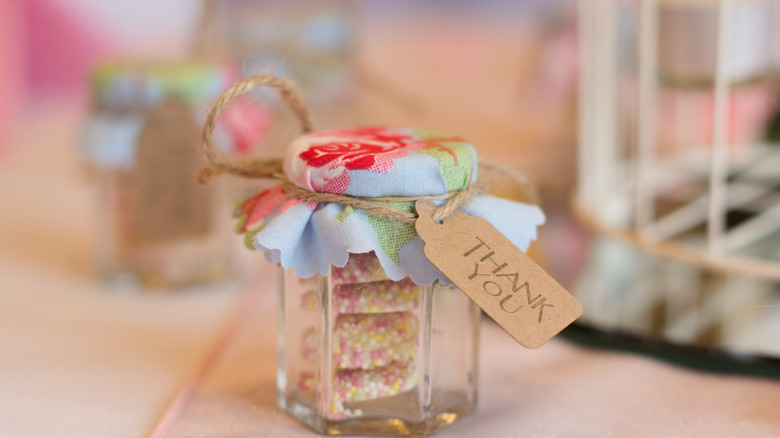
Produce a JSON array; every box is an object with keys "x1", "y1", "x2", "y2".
[{"x1": 415, "y1": 200, "x2": 581, "y2": 348}]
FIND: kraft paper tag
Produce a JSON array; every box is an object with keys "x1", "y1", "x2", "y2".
[
  {"x1": 133, "y1": 98, "x2": 212, "y2": 243},
  {"x1": 415, "y1": 200, "x2": 581, "y2": 349}
]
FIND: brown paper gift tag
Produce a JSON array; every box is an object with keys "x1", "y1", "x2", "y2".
[
  {"x1": 415, "y1": 200, "x2": 581, "y2": 348},
  {"x1": 132, "y1": 98, "x2": 212, "y2": 243}
]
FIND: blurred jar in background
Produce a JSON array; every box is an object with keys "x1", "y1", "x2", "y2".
[
  {"x1": 81, "y1": 60, "x2": 256, "y2": 290},
  {"x1": 211, "y1": 0, "x2": 357, "y2": 150}
]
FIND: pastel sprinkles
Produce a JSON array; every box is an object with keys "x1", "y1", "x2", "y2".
[
  {"x1": 298, "y1": 252, "x2": 423, "y2": 419},
  {"x1": 333, "y1": 359, "x2": 417, "y2": 404},
  {"x1": 302, "y1": 313, "x2": 418, "y2": 369},
  {"x1": 301, "y1": 278, "x2": 421, "y2": 314},
  {"x1": 334, "y1": 279, "x2": 421, "y2": 314},
  {"x1": 297, "y1": 359, "x2": 418, "y2": 418},
  {"x1": 331, "y1": 252, "x2": 388, "y2": 285}
]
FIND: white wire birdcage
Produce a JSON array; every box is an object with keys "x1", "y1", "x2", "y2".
[{"x1": 576, "y1": 0, "x2": 780, "y2": 361}]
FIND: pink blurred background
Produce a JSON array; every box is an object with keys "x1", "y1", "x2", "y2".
[
  {"x1": 1, "y1": 0, "x2": 580, "y2": 280},
  {"x1": 1, "y1": 0, "x2": 576, "y2": 144},
  {"x1": 1, "y1": 0, "x2": 202, "y2": 147}
]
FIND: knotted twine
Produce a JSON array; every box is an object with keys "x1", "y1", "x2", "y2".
[{"x1": 198, "y1": 72, "x2": 538, "y2": 224}]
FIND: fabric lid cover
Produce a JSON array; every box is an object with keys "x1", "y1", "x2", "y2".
[
  {"x1": 82, "y1": 59, "x2": 268, "y2": 168},
  {"x1": 92, "y1": 60, "x2": 239, "y2": 109},
  {"x1": 236, "y1": 126, "x2": 545, "y2": 285}
]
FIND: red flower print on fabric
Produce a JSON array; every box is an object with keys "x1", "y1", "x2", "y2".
[
  {"x1": 300, "y1": 127, "x2": 414, "y2": 172},
  {"x1": 298, "y1": 127, "x2": 421, "y2": 194},
  {"x1": 235, "y1": 186, "x2": 288, "y2": 232}
]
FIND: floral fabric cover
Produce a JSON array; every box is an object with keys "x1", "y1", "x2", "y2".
[{"x1": 236, "y1": 126, "x2": 545, "y2": 285}]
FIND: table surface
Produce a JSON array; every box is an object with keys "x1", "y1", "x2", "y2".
[{"x1": 2, "y1": 95, "x2": 780, "y2": 438}]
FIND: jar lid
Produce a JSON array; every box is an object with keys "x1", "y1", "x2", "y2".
[
  {"x1": 285, "y1": 127, "x2": 477, "y2": 197},
  {"x1": 236, "y1": 126, "x2": 545, "y2": 285},
  {"x1": 92, "y1": 59, "x2": 239, "y2": 109}
]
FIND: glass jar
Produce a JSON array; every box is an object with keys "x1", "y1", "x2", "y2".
[
  {"x1": 82, "y1": 60, "x2": 242, "y2": 289},
  {"x1": 223, "y1": 124, "x2": 545, "y2": 435},
  {"x1": 278, "y1": 252, "x2": 480, "y2": 436}
]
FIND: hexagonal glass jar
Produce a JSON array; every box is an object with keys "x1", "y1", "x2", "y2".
[{"x1": 277, "y1": 252, "x2": 480, "y2": 436}]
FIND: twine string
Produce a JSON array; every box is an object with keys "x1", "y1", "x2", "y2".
[
  {"x1": 199, "y1": 72, "x2": 536, "y2": 223},
  {"x1": 198, "y1": 73, "x2": 311, "y2": 184},
  {"x1": 277, "y1": 176, "x2": 484, "y2": 224}
]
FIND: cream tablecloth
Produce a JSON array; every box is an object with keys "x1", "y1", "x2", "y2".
[{"x1": 2, "y1": 97, "x2": 779, "y2": 438}]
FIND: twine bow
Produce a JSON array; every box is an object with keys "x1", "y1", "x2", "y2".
[{"x1": 198, "y1": 72, "x2": 538, "y2": 224}]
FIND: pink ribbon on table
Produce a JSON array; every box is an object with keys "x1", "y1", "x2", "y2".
[{"x1": 147, "y1": 275, "x2": 262, "y2": 438}]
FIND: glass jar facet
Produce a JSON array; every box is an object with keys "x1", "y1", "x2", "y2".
[{"x1": 278, "y1": 252, "x2": 479, "y2": 436}]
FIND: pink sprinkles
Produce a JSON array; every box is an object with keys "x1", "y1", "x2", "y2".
[
  {"x1": 331, "y1": 252, "x2": 388, "y2": 285},
  {"x1": 297, "y1": 253, "x2": 424, "y2": 419}
]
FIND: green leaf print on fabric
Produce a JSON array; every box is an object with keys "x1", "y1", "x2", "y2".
[
  {"x1": 414, "y1": 130, "x2": 474, "y2": 192},
  {"x1": 234, "y1": 212, "x2": 249, "y2": 234},
  {"x1": 365, "y1": 201, "x2": 416, "y2": 264},
  {"x1": 244, "y1": 226, "x2": 263, "y2": 250},
  {"x1": 336, "y1": 205, "x2": 355, "y2": 223}
]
